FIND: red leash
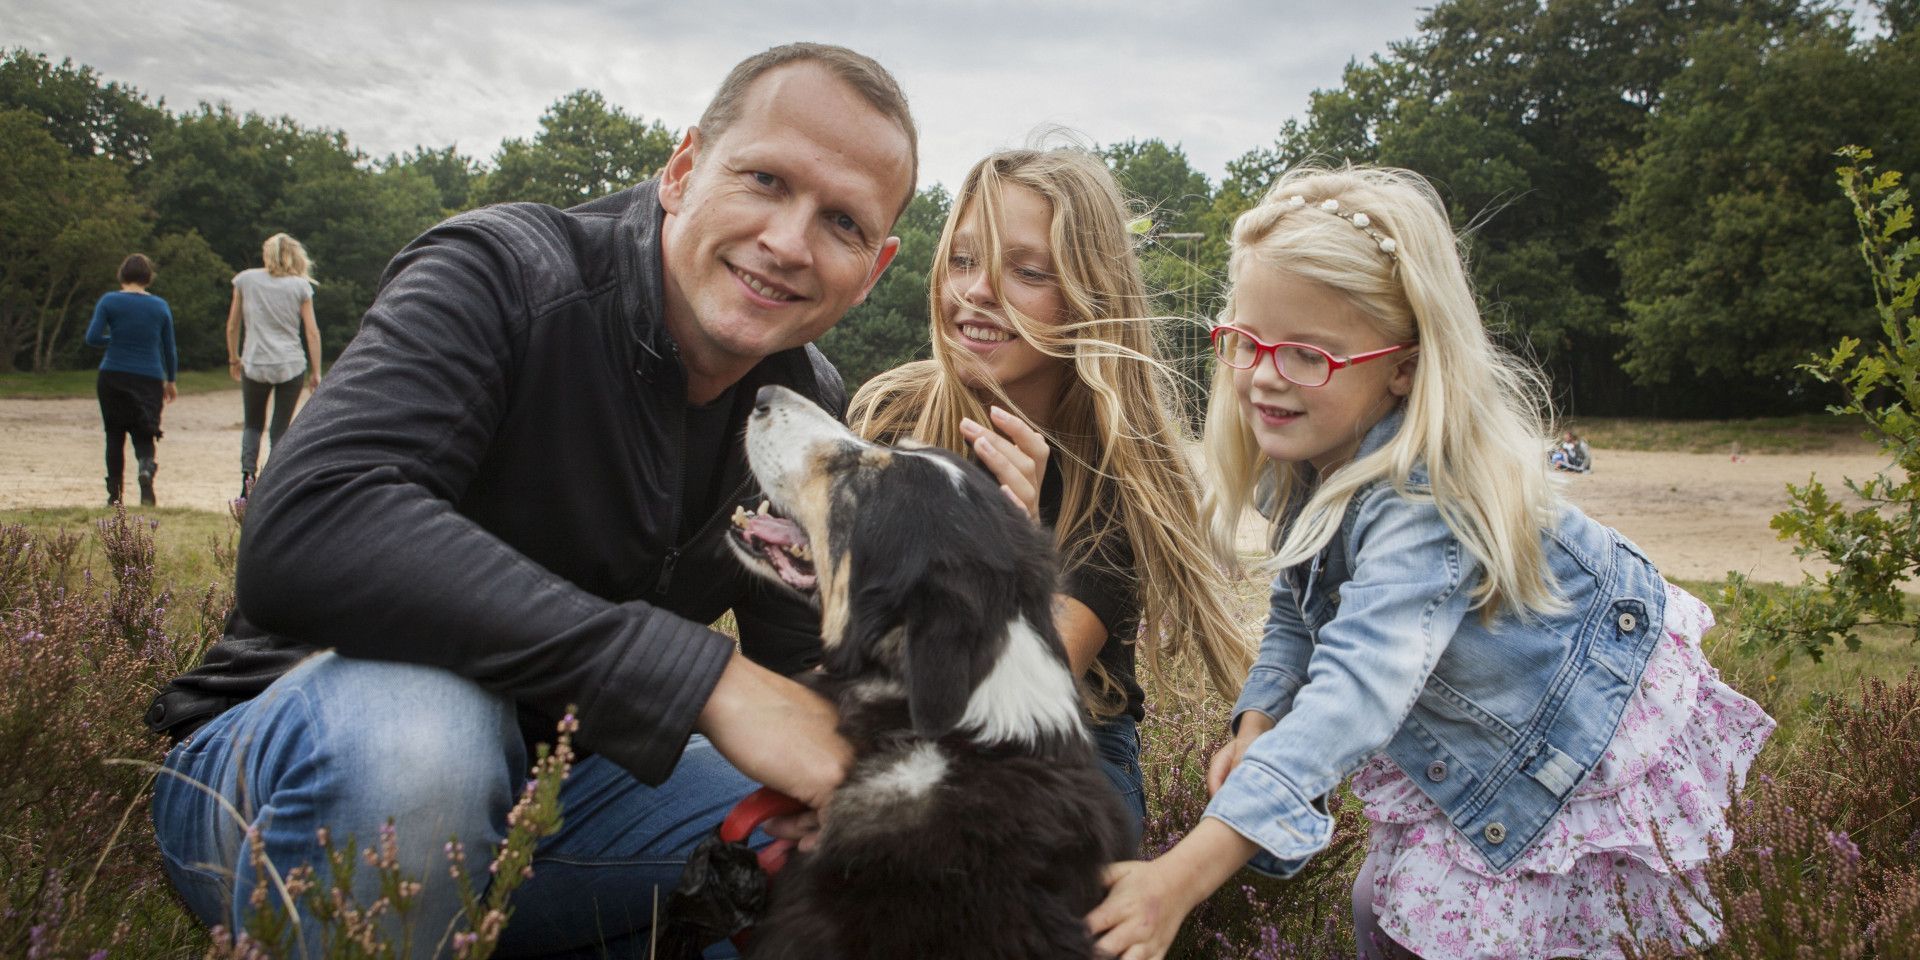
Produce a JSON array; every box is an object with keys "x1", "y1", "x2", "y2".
[
  {"x1": 721, "y1": 786, "x2": 809, "y2": 875},
  {"x1": 720, "y1": 787, "x2": 810, "y2": 951}
]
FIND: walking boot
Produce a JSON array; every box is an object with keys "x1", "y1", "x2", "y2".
[
  {"x1": 137, "y1": 458, "x2": 158, "y2": 507},
  {"x1": 105, "y1": 475, "x2": 122, "y2": 507}
]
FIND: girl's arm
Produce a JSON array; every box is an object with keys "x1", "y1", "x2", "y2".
[
  {"x1": 301, "y1": 298, "x2": 322, "y2": 389},
  {"x1": 1206, "y1": 488, "x2": 1478, "y2": 876},
  {"x1": 1088, "y1": 819, "x2": 1259, "y2": 960},
  {"x1": 225, "y1": 287, "x2": 244, "y2": 382}
]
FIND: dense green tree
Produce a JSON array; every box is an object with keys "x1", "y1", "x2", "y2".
[
  {"x1": 815, "y1": 186, "x2": 951, "y2": 390},
  {"x1": 479, "y1": 90, "x2": 677, "y2": 208},
  {"x1": 141, "y1": 104, "x2": 359, "y2": 269},
  {"x1": 385, "y1": 145, "x2": 483, "y2": 214},
  {"x1": 0, "y1": 48, "x2": 169, "y2": 170},
  {"x1": 1612, "y1": 15, "x2": 1890, "y2": 414},
  {"x1": 265, "y1": 164, "x2": 443, "y2": 353},
  {"x1": 1102, "y1": 139, "x2": 1213, "y2": 233},
  {"x1": 0, "y1": 109, "x2": 149, "y2": 372}
]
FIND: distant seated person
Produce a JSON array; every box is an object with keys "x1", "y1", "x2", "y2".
[{"x1": 1550, "y1": 429, "x2": 1592, "y2": 473}]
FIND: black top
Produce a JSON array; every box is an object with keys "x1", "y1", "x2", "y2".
[
  {"x1": 1037, "y1": 459, "x2": 1145, "y2": 722},
  {"x1": 144, "y1": 181, "x2": 845, "y2": 784}
]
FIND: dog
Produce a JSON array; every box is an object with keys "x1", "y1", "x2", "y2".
[{"x1": 727, "y1": 385, "x2": 1132, "y2": 960}]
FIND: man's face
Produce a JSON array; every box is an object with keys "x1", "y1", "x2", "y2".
[{"x1": 659, "y1": 62, "x2": 912, "y2": 399}]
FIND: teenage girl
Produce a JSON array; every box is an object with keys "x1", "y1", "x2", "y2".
[
  {"x1": 849, "y1": 147, "x2": 1251, "y2": 845},
  {"x1": 1086, "y1": 165, "x2": 1774, "y2": 959},
  {"x1": 229, "y1": 232, "x2": 322, "y2": 498}
]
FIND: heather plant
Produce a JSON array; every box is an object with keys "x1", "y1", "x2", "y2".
[
  {"x1": 1725, "y1": 147, "x2": 1920, "y2": 662},
  {"x1": 1618, "y1": 670, "x2": 1920, "y2": 958},
  {"x1": 0, "y1": 515, "x2": 199, "y2": 958},
  {"x1": 202, "y1": 712, "x2": 579, "y2": 960}
]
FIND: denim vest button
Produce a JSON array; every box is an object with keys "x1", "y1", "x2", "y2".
[
  {"x1": 1425, "y1": 760, "x2": 1447, "y2": 782},
  {"x1": 1484, "y1": 822, "x2": 1507, "y2": 844},
  {"x1": 1618, "y1": 612, "x2": 1637, "y2": 633}
]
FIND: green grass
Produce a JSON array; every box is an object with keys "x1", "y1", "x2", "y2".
[
  {"x1": 0, "y1": 368, "x2": 236, "y2": 399},
  {"x1": 1571, "y1": 413, "x2": 1874, "y2": 454}
]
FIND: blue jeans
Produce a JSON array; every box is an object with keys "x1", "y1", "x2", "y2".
[
  {"x1": 151, "y1": 652, "x2": 759, "y2": 959},
  {"x1": 1090, "y1": 714, "x2": 1146, "y2": 854}
]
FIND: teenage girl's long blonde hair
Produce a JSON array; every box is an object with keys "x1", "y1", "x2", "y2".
[
  {"x1": 850, "y1": 147, "x2": 1252, "y2": 710},
  {"x1": 262, "y1": 233, "x2": 316, "y2": 281},
  {"x1": 1201, "y1": 165, "x2": 1563, "y2": 616}
]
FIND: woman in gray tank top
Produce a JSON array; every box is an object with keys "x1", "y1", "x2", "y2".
[{"x1": 227, "y1": 233, "x2": 324, "y2": 499}]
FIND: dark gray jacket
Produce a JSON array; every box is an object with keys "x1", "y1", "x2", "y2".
[{"x1": 145, "y1": 181, "x2": 841, "y2": 783}]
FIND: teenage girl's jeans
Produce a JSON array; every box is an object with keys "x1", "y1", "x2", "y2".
[
  {"x1": 151, "y1": 652, "x2": 761, "y2": 959},
  {"x1": 240, "y1": 375, "x2": 305, "y2": 475},
  {"x1": 1090, "y1": 714, "x2": 1147, "y2": 854}
]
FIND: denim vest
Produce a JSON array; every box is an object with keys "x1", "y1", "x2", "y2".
[{"x1": 1204, "y1": 409, "x2": 1668, "y2": 874}]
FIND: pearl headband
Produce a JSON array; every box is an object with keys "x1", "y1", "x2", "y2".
[{"x1": 1282, "y1": 195, "x2": 1398, "y2": 261}]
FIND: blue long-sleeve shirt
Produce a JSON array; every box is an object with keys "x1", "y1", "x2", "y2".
[{"x1": 86, "y1": 290, "x2": 178, "y2": 381}]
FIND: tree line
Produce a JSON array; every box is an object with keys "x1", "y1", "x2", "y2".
[{"x1": 2, "y1": 0, "x2": 1913, "y2": 416}]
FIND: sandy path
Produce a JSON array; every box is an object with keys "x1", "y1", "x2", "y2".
[
  {"x1": 0, "y1": 390, "x2": 1893, "y2": 584},
  {"x1": 1, "y1": 388, "x2": 308, "y2": 513}
]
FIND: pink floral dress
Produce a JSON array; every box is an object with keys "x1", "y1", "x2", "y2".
[{"x1": 1349, "y1": 585, "x2": 1773, "y2": 959}]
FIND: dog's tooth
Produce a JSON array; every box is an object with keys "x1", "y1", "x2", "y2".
[
  {"x1": 759, "y1": 499, "x2": 771, "y2": 514},
  {"x1": 731, "y1": 505, "x2": 748, "y2": 527}
]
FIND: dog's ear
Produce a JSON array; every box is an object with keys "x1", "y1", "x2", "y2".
[{"x1": 900, "y1": 589, "x2": 998, "y2": 739}]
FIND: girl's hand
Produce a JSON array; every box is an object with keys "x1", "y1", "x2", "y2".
[
  {"x1": 1207, "y1": 712, "x2": 1276, "y2": 796},
  {"x1": 307, "y1": 369, "x2": 321, "y2": 391},
  {"x1": 959, "y1": 406, "x2": 1049, "y2": 520},
  {"x1": 228, "y1": 359, "x2": 242, "y2": 383},
  {"x1": 1088, "y1": 821, "x2": 1259, "y2": 960},
  {"x1": 1087, "y1": 859, "x2": 1207, "y2": 960}
]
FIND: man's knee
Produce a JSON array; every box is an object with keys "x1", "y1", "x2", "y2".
[{"x1": 296, "y1": 652, "x2": 522, "y2": 793}]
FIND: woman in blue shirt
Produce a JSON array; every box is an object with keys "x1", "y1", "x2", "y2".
[{"x1": 85, "y1": 253, "x2": 177, "y2": 506}]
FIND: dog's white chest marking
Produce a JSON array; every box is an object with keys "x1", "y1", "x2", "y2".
[
  {"x1": 902, "y1": 447, "x2": 971, "y2": 492},
  {"x1": 865, "y1": 741, "x2": 948, "y2": 799},
  {"x1": 961, "y1": 616, "x2": 1085, "y2": 745}
]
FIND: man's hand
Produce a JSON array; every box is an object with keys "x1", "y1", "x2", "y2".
[
  {"x1": 696, "y1": 652, "x2": 852, "y2": 839},
  {"x1": 959, "y1": 405, "x2": 1049, "y2": 519},
  {"x1": 163, "y1": 381, "x2": 178, "y2": 404},
  {"x1": 1207, "y1": 712, "x2": 1275, "y2": 796}
]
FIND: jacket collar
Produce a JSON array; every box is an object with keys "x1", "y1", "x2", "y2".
[
  {"x1": 615, "y1": 179, "x2": 822, "y2": 398},
  {"x1": 1355, "y1": 403, "x2": 1407, "y2": 462}
]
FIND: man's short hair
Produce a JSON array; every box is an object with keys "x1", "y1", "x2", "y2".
[{"x1": 699, "y1": 42, "x2": 919, "y2": 214}]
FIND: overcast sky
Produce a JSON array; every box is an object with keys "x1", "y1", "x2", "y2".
[{"x1": 5, "y1": 0, "x2": 1434, "y2": 191}]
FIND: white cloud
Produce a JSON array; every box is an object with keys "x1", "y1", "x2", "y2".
[{"x1": 4, "y1": 0, "x2": 1427, "y2": 189}]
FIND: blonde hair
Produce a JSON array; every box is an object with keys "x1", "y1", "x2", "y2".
[
  {"x1": 261, "y1": 233, "x2": 315, "y2": 281},
  {"x1": 850, "y1": 147, "x2": 1252, "y2": 710},
  {"x1": 1201, "y1": 165, "x2": 1563, "y2": 616}
]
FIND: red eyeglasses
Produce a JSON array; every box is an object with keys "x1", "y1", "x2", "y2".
[{"x1": 1210, "y1": 325, "x2": 1415, "y2": 388}]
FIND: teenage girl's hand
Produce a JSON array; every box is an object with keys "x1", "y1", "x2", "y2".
[
  {"x1": 959, "y1": 405, "x2": 1049, "y2": 519},
  {"x1": 228, "y1": 359, "x2": 243, "y2": 383},
  {"x1": 1207, "y1": 712, "x2": 1276, "y2": 796},
  {"x1": 307, "y1": 369, "x2": 321, "y2": 391}
]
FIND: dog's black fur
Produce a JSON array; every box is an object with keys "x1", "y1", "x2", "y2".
[{"x1": 731, "y1": 387, "x2": 1131, "y2": 960}]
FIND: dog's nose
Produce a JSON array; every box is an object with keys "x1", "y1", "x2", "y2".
[{"x1": 754, "y1": 385, "x2": 778, "y2": 417}]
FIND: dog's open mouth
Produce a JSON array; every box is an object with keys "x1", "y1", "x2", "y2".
[{"x1": 730, "y1": 500, "x2": 817, "y2": 591}]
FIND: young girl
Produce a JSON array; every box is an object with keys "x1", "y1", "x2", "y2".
[
  {"x1": 1086, "y1": 165, "x2": 1774, "y2": 959},
  {"x1": 850, "y1": 147, "x2": 1251, "y2": 844}
]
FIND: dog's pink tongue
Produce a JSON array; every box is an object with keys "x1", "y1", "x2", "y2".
[{"x1": 745, "y1": 514, "x2": 805, "y2": 547}]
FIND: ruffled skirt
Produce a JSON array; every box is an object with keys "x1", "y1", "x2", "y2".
[{"x1": 1350, "y1": 585, "x2": 1773, "y2": 960}]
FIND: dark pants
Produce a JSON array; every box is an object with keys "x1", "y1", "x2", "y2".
[
  {"x1": 240, "y1": 374, "x2": 305, "y2": 474},
  {"x1": 97, "y1": 369, "x2": 162, "y2": 481}
]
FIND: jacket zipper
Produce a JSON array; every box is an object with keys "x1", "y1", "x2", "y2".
[{"x1": 655, "y1": 474, "x2": 755, "y2": 596}]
